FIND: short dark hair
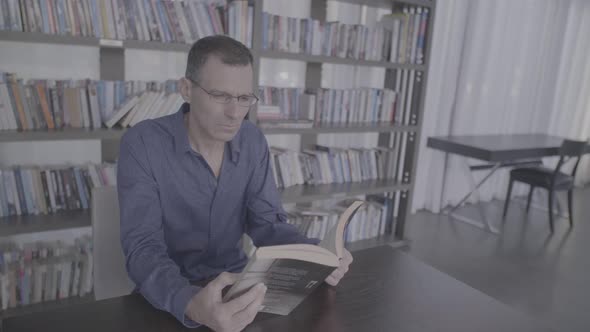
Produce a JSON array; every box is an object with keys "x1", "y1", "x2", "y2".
[{"x1": 185, "y1": 35, "x2": 253, "y2": 82}]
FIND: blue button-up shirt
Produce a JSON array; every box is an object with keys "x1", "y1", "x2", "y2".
[{"x1": 117, "y1": 103, "x2": 317, "y2": 327}]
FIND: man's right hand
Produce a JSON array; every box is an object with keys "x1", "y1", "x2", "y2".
[{"x1": 185, "y1": 272, "x2": 267, "y2": 332}]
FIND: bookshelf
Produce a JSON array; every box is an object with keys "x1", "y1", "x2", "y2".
[
  {"x1": 0, "y1": 0, "x2": 436, "y2": 237},
  {"x1": 258, "y1": 49, "x2": 426, "y2": 70},
  {"x1": 0, "y1": 0, "x2": 436, "y2": 309},
  {"x1": 260, "y1": 123, "x2": 418, "y2": 135},
  {"x1": 0, "y1": 124, "x2": 417, "y2": 142}
]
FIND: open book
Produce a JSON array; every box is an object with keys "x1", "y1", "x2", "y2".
[{"x1": 222, "y1": 200, "x2": 365, "y2": 315}]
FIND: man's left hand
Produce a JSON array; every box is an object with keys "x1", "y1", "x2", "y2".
[{"x1": 325, "y1": 249, "x2": 353, "y2": 286}]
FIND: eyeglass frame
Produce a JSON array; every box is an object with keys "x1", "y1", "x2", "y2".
[{"x1": 186, "y1": 77, "x2": 259, "y2": 107}]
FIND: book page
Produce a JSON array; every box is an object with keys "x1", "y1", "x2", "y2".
[
  {"x1": 224, "y1": 257, "x2": 336, "y2": 316},
  {"x1": 319, "y1": 200, "x2": 364, "y2": 257}
]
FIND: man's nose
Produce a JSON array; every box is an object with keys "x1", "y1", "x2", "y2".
[{"x1": 224, "y1": 101, "x2": 242, "y2": 120}]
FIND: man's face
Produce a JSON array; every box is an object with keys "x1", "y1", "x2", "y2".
[{"x1": 185, "y1": 55, "x2": 253, "y2": 143}]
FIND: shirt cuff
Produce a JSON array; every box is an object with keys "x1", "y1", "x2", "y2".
[{"x1": 172, "y1": 284, "x2": 202, "y2": 328}]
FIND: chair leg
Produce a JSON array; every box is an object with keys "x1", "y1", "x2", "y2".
[
  {"x1": 567, "y1": 190, "x2": 574, "y2": 227},
  {"x1": 548, "y1": 190, "x2": 555, "y2": 233},
  {"x1": 526, "y1": 186, "x2": 534, "y2": 213},
  {"x1": 502, "y1": 178, "x2": 514, "y2": 219}
]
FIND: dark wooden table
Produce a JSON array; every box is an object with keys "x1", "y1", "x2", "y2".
[
  {"x1": 2, "y1": 245, "x2": 553, "y2": 332},
  {"x1": 427, "y1": 134, "x2": 590, "y2": 162}
]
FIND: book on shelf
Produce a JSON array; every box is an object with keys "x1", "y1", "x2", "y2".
[
  {"x1": 255, "y1": 84, "x2": 422, "y2": 127},
  {"x1": 286, "y1": 195, "x2": 395, "y2": 243},
  {"x1": 0, "y1": 163, "x2": 115, "y2": 218},
  {"x1": 262, "y1": 12, "x2": 390, "y2": 61},
  {"x1": 0, "y1": 0, "x2": 254, "y2": 47},
  {"x1": 312, "y1": 87, "x2": 398, "y2": 126},
  {"x1": 0, "y1": 235, "x2": 93, "y2": 311},
  {"x1": 269, "y1": 140, "x2": 410, "y2": 189},
  {"x1": 0, "y1": 73, "x2": 184, "y2": 131},
  {"x1": 222, "y1": 200, "x2": 364, "y2": 315},
  {"x1": 256, "y1": 87, "x2": 316, "y2": 125},
  {"x1": 261, "y1": 4, "x2": 430, "y2": 64}
]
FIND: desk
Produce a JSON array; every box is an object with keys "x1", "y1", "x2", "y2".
[
  {"x1": 427, "y1": 134, "x2": 589, "y2": 233},
  {"x1": 3, "y1": 246, "x2": 552, "y2": 332}
]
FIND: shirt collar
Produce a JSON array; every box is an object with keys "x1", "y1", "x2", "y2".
[{"x1": 173, "y1": 103, "x2": 241, "y2": 163}]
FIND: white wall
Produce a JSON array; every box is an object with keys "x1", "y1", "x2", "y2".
[
  {"x1": 0, "y1": 41, "x2": 99, "y2": 80},
  {"x1": 0, "y1": 141, "x2": 101, "y2": 167},
  {"x1": 0, "y1": 227, "x2": 91, "y2": 246},
  {"x1": 124, "y1": 49, "x2": 186, "y2": 81}
]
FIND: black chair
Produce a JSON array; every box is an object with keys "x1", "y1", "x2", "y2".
[{"x1": 502, "y1": 139, "x2": 588, "y2": 232}]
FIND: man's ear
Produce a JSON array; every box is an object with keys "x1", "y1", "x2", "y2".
[{"x1": 179, "y1": 77, "x2": 192, "y2": 103}]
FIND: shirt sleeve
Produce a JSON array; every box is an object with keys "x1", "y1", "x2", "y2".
[
  {"x1": 245, "y1": 135, "x2": 320, "y2": 247},
  {"x1": 117, "y1": 132, "x2": 201, "y2": 328}
]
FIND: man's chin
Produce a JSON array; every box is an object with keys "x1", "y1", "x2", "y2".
[{"x1": 213, "y1": 131, "x2": 238, "y2": 142}]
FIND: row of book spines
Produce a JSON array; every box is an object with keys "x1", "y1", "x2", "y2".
[
  {"x1": 262, "y1": 12, "x2": 390, "y2": 61},
  {"x1": 0, "y1": 236, "x2": 92, "y2": 266},
  {"x1": 289, "y1": 205, "x2": 388, "y2": 242},
  {"x1": 260, "y1": 6, "x2": 429, "y2": 64},
  {"x1": 0, "y1": 165, "x2": 115, "y2": 218},
  {"x1": 270, "y1": 144, "x2": 408, "y2": 188},
  {"x1": 0, "y1": 76, "x2": 179, "y2": 131},
  {"x1": 1, "y1": 81, "x2": 99, "y2": 131},
  {"x1": 0, "y1": 237, "x2": 93, "y2": 309},
  {"x1": 383, "y1": 6, "x2": 429, "y2": 64},
  {"x1": 286, "y1": 196, "x2": 394, "y2": 243},
  {"x1": 256, "y1": 69, "x2": 423, "y2": 126},
  {"x1": 102, "y1": 89, "x2": 184, "y2": 129},
  {"x1": 314, "y1": 88, "x2": 398, "y2": 126},
  {"x1": 257, "y1": 87, "x2": 398, "y2": 125},
  {"x1": 0, "y1": 0, "x2": 253, "y2": 47}
]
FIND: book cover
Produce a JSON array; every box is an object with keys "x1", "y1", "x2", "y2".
[
  {"x1": 13, "y1": 168, "x2": 29, "y2": 215},
  {"x1": 79, "y1": 0, "x2": 93, "y2": 37},
  {"x1": 38, "y1": 169, "x2": 52, "y2": 213},
  {"x1": 163, "y1": 0, "x2": 183, "y2": 43},
  {"x1": 52, "y1": 169, "x2": 64, "y2": 211},
  {"x1": 73, "y1": 167, "x2": 88, "y2": 209},
  {"x1": 35, "y1": 82, "x2": 55, "y2": 129},
  {"x1": 223, "y1": 201, "x2": 364, "y2": 315},
  {"x1": 73, "y1": 0, "x2": 86, "y2": 36},
  {"x1": 31, "y1": 168, "x2": 47, "y2": 214},
  {"x1": 3, "y1": 0, "x2": 14, "y2": 31},
  {"x1": 46, "y1": 170, "x2": 58, "y2": 212},
  {"x1": 114, "y1": 0, "x2": 127, "y2": 40},
  {"x1": 0, "y1": 170, "x2": 7, "y2": 217}
]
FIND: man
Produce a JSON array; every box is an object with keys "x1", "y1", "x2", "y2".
[{"x1": 117, "y1": 35, "x2": 353, "y2": 331}]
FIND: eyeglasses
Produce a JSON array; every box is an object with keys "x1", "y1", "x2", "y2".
[{"x1": 188, "y1": 78, "x2": 259, "y2": 107}]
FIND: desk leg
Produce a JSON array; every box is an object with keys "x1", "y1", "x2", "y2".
[{"x1": 443, "y1": 162, "x2": 501, "y2": 234}]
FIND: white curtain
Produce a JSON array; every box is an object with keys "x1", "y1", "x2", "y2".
[
  {"x1": 413, "y1": 0, "x2": 590, "y2": 213},
  {"x1": 548, "y1": 1, "x2": 590, "y2": 185}
]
